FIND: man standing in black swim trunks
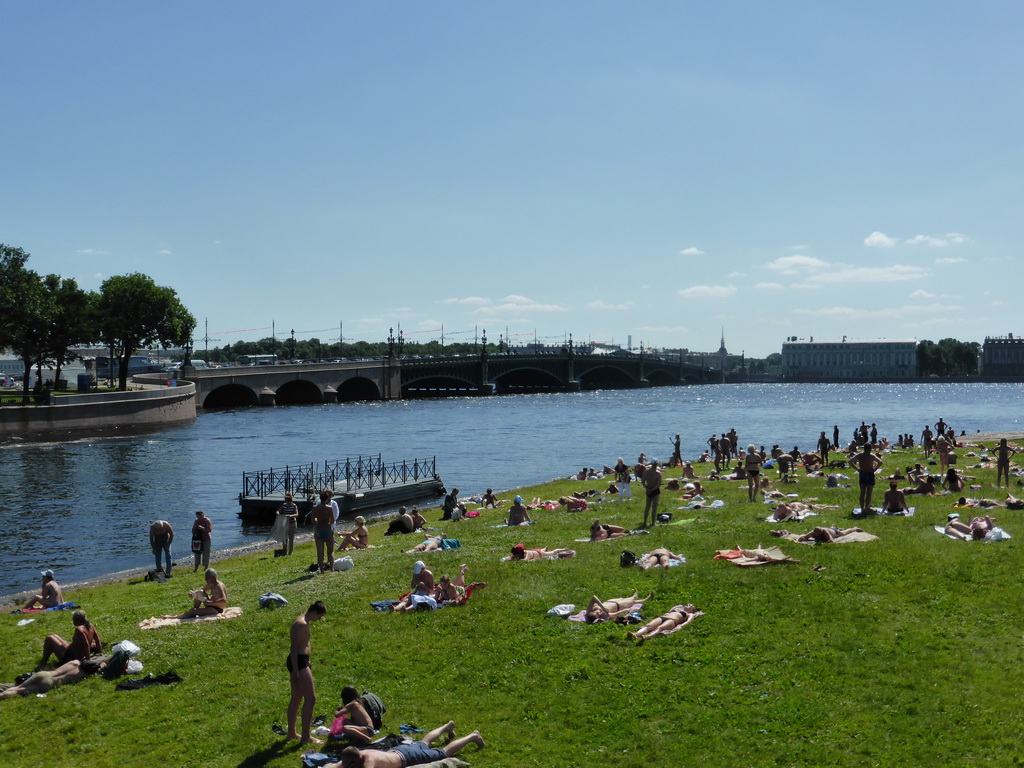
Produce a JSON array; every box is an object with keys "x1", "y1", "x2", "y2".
[
  {"x1": 850, "y1": 444, "x2": 883, "y2": 513},
  {"x1": 287, "y1": 601, "x2": 327, "y2": 744}
]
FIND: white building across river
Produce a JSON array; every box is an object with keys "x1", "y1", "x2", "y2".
[{"x1": 781, "y1": 338, "x2": 918, "y2": 379}]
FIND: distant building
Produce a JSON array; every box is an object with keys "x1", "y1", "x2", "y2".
[
  {"x1": 982, "y1": 334, "x2": 1024, "y2": 376},
  {"x1": 781, "y1": 337, "x2": 917, "y2": 379}
]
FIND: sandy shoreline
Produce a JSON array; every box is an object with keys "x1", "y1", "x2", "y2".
[{"x1": 4, "y1": 435, "x2": 1020, "y2": 609}]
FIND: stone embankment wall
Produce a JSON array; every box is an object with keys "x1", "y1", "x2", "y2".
[{"x1": 0, "y1": 382, "x2": 196, "y2": 438}]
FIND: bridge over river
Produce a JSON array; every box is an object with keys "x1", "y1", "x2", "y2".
[{"x1": 174, "y1": 351, "x2": 722, "y2": 408}]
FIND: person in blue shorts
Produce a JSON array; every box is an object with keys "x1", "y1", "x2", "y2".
[{"x1": 333, "y1": 720, "x2": 484, "y2": 767}]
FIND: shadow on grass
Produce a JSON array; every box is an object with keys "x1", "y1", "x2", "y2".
[{"x1": 235, "y1": 738, "x2": 296, "y2": 768}]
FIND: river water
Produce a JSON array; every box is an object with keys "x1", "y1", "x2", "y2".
[{"x1": 2, "y1": 382, "x2": 1021, "y2": 596}]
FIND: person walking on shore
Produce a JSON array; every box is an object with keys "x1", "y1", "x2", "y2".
[
  {"x1": 287, "y1": 601, "x2": 327, "y2": 744},
  {"x1": 150, "y1": 520, "x2": 174, "y2": 577},
  {"x1": 191, "y1": 510, "x2": 212, "y2": 573}
]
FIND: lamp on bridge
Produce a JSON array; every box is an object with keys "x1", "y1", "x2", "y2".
[
  {"x1": 481, "y1": 329, "x2": 487, "y2": 358},
  {"x1": 183, "y1": 340, "x2": 193, "y2": 367},
  {"x1": 398, "y1": 329, "x2": 404, "y2": 355},
  {"x1": 388, "y1": 327, "x2": 395, "y2": 357}
]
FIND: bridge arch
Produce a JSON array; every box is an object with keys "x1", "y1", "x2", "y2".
[
  {"x1": 576, "y1": 365, "x2": 638, "y2": 390},
  {"x1": 644, "y1": 369, "x2": 679, "y2": 387},
  {"x1": 275, "y1": 379, "x2": 324, "y2": 405},
  {"x1": 492, "y1": 367, "x2": 565, "y2": 394},
  {"x1": 402, "y1": 374, "x2": 484, "y2": 398},
  {"x1": 202, "y1": 383, "x2": 259, "y2": 408},
  {"x1": 337, "y1": 376, "x2": 381, "y2": 402}
]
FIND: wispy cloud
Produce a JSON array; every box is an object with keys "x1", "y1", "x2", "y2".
[
  {"x1": 755, "y1": 282, "x2": 784, "y2": 290},
  {"x1": 726, "y1": 271, "x2": 746, "y2": 278},
  {"x1": 586, "y1": 300, "x2": 633, "y2": 310},
  {"x1": 910, "y1": 289, "x2": 936, "y2": 299},
  {"x1": 156, "y1": 249, "x2": 173, "y2": 256},
  {"x1": 804, "y1": 265, "x2": 928, "y2": 284},
  {"x1": 768, "y1": 255, "x2": 829, "y2": 274},
  {"x1": 864, "y1": 231, "x2": 897, "y2": 248},
  {"x1": 935, "y1": 257, "x2": 966, "y2": 264},
  {"x1": 442, "y1": 296, "x2": 489, "y2": 306},
  {"x1": 678, "y1": 285, "x2": 737, "y2": 299},
  {"x1": 76, "y1": 248, "x2": 107, "y2": 256},
  {"x1": 679, "y1": 247, "x2": 704, "y2": 256}
]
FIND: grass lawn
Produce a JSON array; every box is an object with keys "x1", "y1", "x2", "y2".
[{"x1": 2, "y1": 443, "x2": 1023, "y2": 767}]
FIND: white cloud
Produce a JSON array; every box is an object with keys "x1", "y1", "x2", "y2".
[
  {"x1": 677, "y1": 285, "x2": 737, "y2": 299},
  {"x1": 910, "y1": 289, "x2": 936, "y2": 299},
  {"x1": 679, "y1": 247, "x2": 704, "y2": 256},
  {"x1": 156, "y1": 249, "x2": 173, "y2": 256},
  {"x1": 755, "y1": 282, "x2": 784, "y2": 290},
  {"x1": 805, "y1": 265, "x2": 928, "y2": 284},
  {"x1": 726, "y1": 271, "x2": 746, "y2": 278},
  {"x1": 789, "y1": 244, "x2": 810, "y2": 250},
  {"x1": 946, "y1": 232, "x2": 968, "y2": 244},
  {"x1": 906, "y1": 235, "x2": 949, "y2": 247},
  {"x1": 442, "y1": 296, "x2": 489, "y2": 306},
  {"x1": 76, "y1": 248, "x2": 107, "y2": 256},
  {"x1": 864, "y1": 231, "x2": 897, "y2": 248},
  {"x1": 768, "y1": 255, "x2": 830, "y2": 274},
  {"x1": 586, "y1": 300, "x2": 633, "y2": 310},
  {"x1": 794, "y1": 306, "x2": 904, "y2": 320},
  {"x1": 935, "y1": 257, "x2": 965, "y2": 264}
]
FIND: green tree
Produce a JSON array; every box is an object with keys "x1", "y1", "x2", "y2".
[
  {"x1": 96, "y1": 273, "x2": 196, "y2": 391},
  {"x1": 40, "y1": 275, "x2": 98, "y2": 387},
  {"x1": 0, "y1": 246, "x2": 51, "y2": 397}
]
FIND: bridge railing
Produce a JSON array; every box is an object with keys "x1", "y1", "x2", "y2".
[{"x1": 242, "y1": 455, "x2": 437, "y2": 499}]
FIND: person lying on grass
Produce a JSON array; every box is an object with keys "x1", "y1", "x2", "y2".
[
  {"x1": 626, "y1": 604, "x2": 700, "y2": 643},
  {"x1": 770, "y1": 526, "x2": 864, "y2": 543},
  {"x1": 637, "y1": 548, "x2": 684, "y2": 569},
  {"x1": 405, "y1": 533, "x2": 446, "y2": 554},
  {"x1": 585, "y1": 590, "x2": 653, "y2": 623},
  {"x1": 510, "y1": 544, "x2": 575, "y2": 561},
  {"x1": 1, "y1": 658, "x2": 106, "y2": 699},
  {"x1": 953, "y1": 497, "x2": 1001, "y2": 509},
  {"x1": 945, "y1": 513, "x2": 996, "y2": 541},
  {"x1": 332, "y1": 720, "x2": 484, "y2": 768},
  {"x1": 590, "y1": 519, "x2": 627, "y2": 541}
]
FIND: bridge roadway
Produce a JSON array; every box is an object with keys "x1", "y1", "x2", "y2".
[{"x1": 177, "y1": 352, "x2": 720, "y2": 409}]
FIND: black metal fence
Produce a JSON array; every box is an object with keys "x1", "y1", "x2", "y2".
[{"x1": 241, "y1": 455, "x2": 437, "y2": 500}]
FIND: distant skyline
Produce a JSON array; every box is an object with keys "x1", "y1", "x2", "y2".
[{"x1": 3, "y1": 2, "x2": 1022, "y2": 358}]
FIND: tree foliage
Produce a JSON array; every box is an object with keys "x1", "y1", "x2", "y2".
[
  {"x1": 96, "y1": 273, "x2": 196, "y2": 390},
  {"x1": 917, "y1": 338, "x2": 980, "y2": 376}
]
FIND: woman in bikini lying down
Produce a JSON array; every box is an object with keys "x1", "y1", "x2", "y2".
[
  {"x1": 584, "y1": 590, "x2": 653, "y2": 623},
  {"x1": 626, "y1": 604, "x2": 700, "y2": 642},
  {"x1": 509, "y1": 544, "x2": 575, "y2": 561}
]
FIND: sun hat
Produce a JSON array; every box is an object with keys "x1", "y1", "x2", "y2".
[{"x1": 413, "y1": 560, "x2": 425, "y2": 574}]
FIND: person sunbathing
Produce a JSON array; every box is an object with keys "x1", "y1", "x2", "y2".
[
  {"x1": 332, "y1": 720, "x2": 484, "y2": 768},
  {"x1": 590, "y1": 520, "x2": 626, "y2": 541},
  {"x1": 332, "y1": 685, "x2": 379, "y2": 744},
  {"x1": 1, "y1": 657, "x2": 106, "y2": 699},
  {"x1": 944, "y1": 468, "x2": 965, "y2": 493},
  {"x1": 405, "y1": 533, "x2": 447, "y2": 554},
  {"x1": 506, "y1": 497, "x2": 532, "y2": 526},
  {"x1": 23, "y1": 570, "x2": 64, "y2": 611},
  {"x1": 681, "y1": 462, "x2": 697, "y2": 480},
  {"x1": 509, "y1": 544, "x2": 575, "y2": 561},
  {"x1": 771, "y1": 526, "x2": 864, "y2": 543},
  {"x1": 481, "y1": 489, "x2": 503, "y2": 508},
  {"x1": 904, "y1": 477, "x2": 936, "y2": 495},
  {"x1": 882, "y1": 481, "x2": 910, "y2": 514},
  {"x1": 37, "y1": 610, "x2": 102, "y2": 671},
  {"x1": 769, "y1": 502, "x2": 811, "y2": 521},
  {"x1": 679, "y1": 481, "x2": 705, "y2": 499},
  {"x1": 337, "y1": 517, "x2": 370, "y2": 550},
  {"x1": 584, "y1": 590, "x2": 653, "y2": 623},
  {"x1": 176, "y1": 568, "x2": 227, "y2": 619},
  {"x1": 638, "y1": 548, "x2": 684, "y2": 569},
  {"x1": 626, "y1": 604, "x2": 700, "y2": 642},
  {"x1": 1006, "y1": 494, "x2": 1024, "y2": 510},
  {"x1": 945, "y1": 513, "x2": 996, "y2": 540},
  {"x1": 954, "y1": 497, "x2": 1001, "y2": 509}
]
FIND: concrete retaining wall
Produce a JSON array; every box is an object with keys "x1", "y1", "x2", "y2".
[{"x1": 0, "y1": 382, "x2": 196, "y2": 438}]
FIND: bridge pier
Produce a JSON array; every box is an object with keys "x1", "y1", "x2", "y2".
[
  {"x1": 258, "y1": 386, "x2": 276, "y2": 406},
  {"x1": 480, "y1": 383, "x2": 495, "y2": 395},
  {"x1": 566, "y1": 380, "x2": 580, "y2": 392},
  {"x1": 639, "y1": 379, "x2": 651, "y2": 388},
  {"x1": 323, "y1": 386, "x2": 338, "y2": 403}
]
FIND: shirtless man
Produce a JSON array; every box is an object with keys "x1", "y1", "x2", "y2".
[
  {"x1": 882, "y1": 480, "x2": 910, "y2": 515},
  {"x1": 995, "y1": 438, "x2": 1019, "y2": 488},
  {"x1": 176, "y1": 568, "x2": 227, "y2": 619},
  {"x1": 333, "y1": 721, "x2": 484, "y2": 767},
  {"x1": 921, "y1": 425, "x2": 934, "y2": 457},
  {"x1": 149, "y1": 520, "x2": 174, "y2": 577},
  {"x1": 641, "y1": 459, "x2": 662, "y2": 528},
  {"x1": 37, "y1": 609, "x2": 102, "y2": 670},
  {"x1": 311, "y1": 490, "x2": 336, "y2": 571},
  {"x1": 817, "y1": 431, "x2": 831, "y2": 466},
  {"x1": 849, "y1": 444, "x2": 883, "y2": 512},
  {"x1": 1, "y1": 657, "x2": 105, "y2": 699},
  {"x1": 287, "y1": 601, "x2": 327, "y2": 743},
  {"x1": 337, "y1": 516, "x2": 369, "y2": 550},
  {"x1": 411, "y1": 560, "x2": 435, "y2": 594},
  {"x1": 24, "y1": 570, "x2": 64, "y2": 610}
]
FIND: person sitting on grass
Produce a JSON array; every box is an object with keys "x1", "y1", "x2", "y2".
[
  {"x1": 510, "y1": 544, "x2": 575, "y2": 561},
  {"x1": 23, "y1": 569, "x2": 64, "y2": 611},
  {"x1": 332, "y1": 685, "x2": 378, "y2": 744},
  {"x1": 584, "y1": 590, "x2": 653, "y2": 623},
  {"x1": 332, "y1": 720, "x2": 484, "y2": 768},
  {"x1": 410, "y1": 561, "x2": 434, "y2": 595},
  {"x1": 637, "y1": 548, "x2": 684, "y2": 569},
  {"x1": 481, "y1": 489, "x2": 503, "y2": 508},
  {"x1": 626, "y1": 603, "x2": 700, "y2": 643},
  {"x1": 904, "y1": 476, "x2": 937, "y2": 495},
  {"x1": 337, "y1": 517, "x2": 370, "y2": 550},
  {"x1": 944, "y1": 468, "x2": 966, "y2": 493},
  {"x1": 590, "y1": 520, "x2": 627, "y2": 541},
  {"x1": 506, "y1": 496, "x2": 532, "y2": 526},
  {"x1": 770, "y1": 526, "x2": 864, "y2": 543},
  {"x1": 882, "y1": 480, "x2": 910, "y2": 514},
  {"x1": 36, "y1": 609, "x2": 102, "y2": 671},
  {"x1": 175, "y1": 568, "x2": 227, "y2": 619}
]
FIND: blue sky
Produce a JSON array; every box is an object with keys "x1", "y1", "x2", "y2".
[{"x1": 3, "y1": 2, "x2": 1021, "y2": 357}]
